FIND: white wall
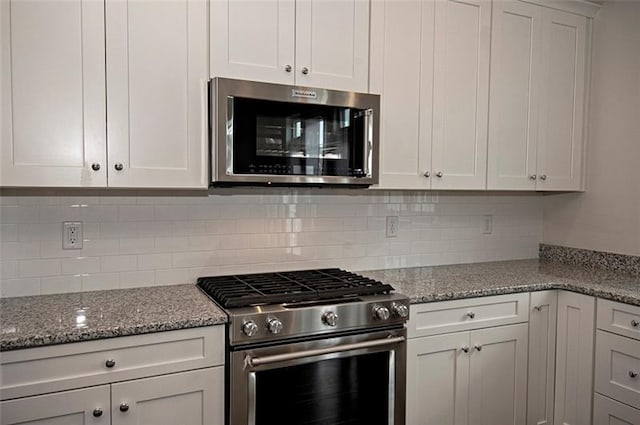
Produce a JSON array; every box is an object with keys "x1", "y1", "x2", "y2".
[
  {"x1": 543, "y1": 1, "x2": 640, "y2": 256},
  {"x1": 0, "y1": 189, "x2": 543, "y2": 297}
]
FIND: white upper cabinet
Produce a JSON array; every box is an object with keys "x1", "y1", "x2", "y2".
[
  {"x1": 106, "y1": 0, "x2": 209, "y2": 188},
  {"x1": 430, "y1": 0, "x2": 491, "y2": 190},
  {"x1": 210, "y1": 0, "x2": 295, "y2": 85},
  {"x1": 487, "y1": 0, "x2": 541, "y2": 190},
  {"x1": 488, "y1": 1, "x2": 589, "y2": 191},
  {"x1": 211, "y1": 0, "x2": 370, "y2": 92},
  {"x1": 372, "y1": 0, "x2": 490, "y2": 190},
  {"x1": 537, "y1": 8, "x2": 587, "y2": 191},
  {"x1": 0, "y1": 0, "x2": 106, "y2": 187},
  {"x1": 369, "y1": 0, "x2": 433, "y2": 189}
]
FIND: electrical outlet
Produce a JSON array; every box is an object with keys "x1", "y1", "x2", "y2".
[
  {"x1": 386, "y1": 216, "x2": 399, "y2": 238},
  {"x1": 63, "y1": 222, "x2": 83, "y2": 249},
  {"x1": 482, "y1": 215, "x2": 493, "y2": 235}
]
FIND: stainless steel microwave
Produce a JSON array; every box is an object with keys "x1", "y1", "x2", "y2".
[{"x1": 209, "y1": 78, "x2": 380, "y2": 186}]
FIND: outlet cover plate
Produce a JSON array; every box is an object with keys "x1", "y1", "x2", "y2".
[{"x1": 63, "y1": 222, "x2": 83, "y2": 249}]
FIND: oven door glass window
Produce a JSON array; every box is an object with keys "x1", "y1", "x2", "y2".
[
  {"x1": 254, "y1": 351, "x2": 390, "y2": 425},
  {"x1": 231, "y1": 97, "x2": 368, "y2": 177}
]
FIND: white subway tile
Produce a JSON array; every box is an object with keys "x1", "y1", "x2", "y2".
[
  {"x1": 119, "y1": 238, "x2": 155, "y2": 254},
  {"x1": 19, "y1": 259, "x2": 61, "y2": 277},
  {"x1": 119, "y1": 271, "x2": 155, "y2": 288},
  {"x1": 41, "y1": 276, "x2": 82, "y2": 294},
  {"x1": 60, "y1": 257, "x2": 101, "y2": 275},
  {"x1": 155, "y1": 268, "x2": 189, "y2": 285},
  {"x1": 0, "y1": 278, "x2": 41, "y2": 297},
  {"x1": 101, "y1": 222, "x2": 139, "y2": 239},
  {"x1": 0, "y1": 224, "x2": 18, "y2": 242},
  {"x1": 101, "y1": 255, "x2": 137, "y2": 272},
  {"x1": 119, "y1": 205, "x2": 154, "y2": 221},
  {"x1": 0, "y1": 261, "x2": 20, "y2": 279},
  {"x1": 137, "y1": 253, "x2": 173, "y2": 270},
  {"x1": 1, "y1": 242, "x2": 40, "y2": 260},
  {"x1": 1, "y1": 206, "x2": 39, "y2": 223},
  {"x1": 82, "y1": 273, "x2": 120, "y2": 291},
  {"x1": 18, "y1": 223, "x2": 60, "y2": 241}
]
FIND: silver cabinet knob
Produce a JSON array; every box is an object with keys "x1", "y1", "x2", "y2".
[
  {"x1": 93, "y1": 408, "x2": 103, "y2": 417},
  {"x1": 266, "y1": 318, "x2": 283, "y2": 334},
  {"x1": 114, "y1": 163, "x2": 124, "y2": 171},
  {"x1": 119, "y1": 403, "x2": 129, "y2": 412},
  {"x1": 301, "y1": 67, "x2": 309, "y2": 75},
  {"x1": 529, "y1": 174, "x2": 537, "y2": 180},
  {"x1": 539, "y1": 174, "x2": 547, "y2": 181},
  {"x1": 467, "y1": 312, "x2": 475, "y2": 319},
  {"x1": 392, "y1": 303, "x2": 409, "y2": 318},
  {"x1": 284, "y1": 64, "x2": 292, "y2": 73},
  {"x1": 533, "y1": 305, "x2": 542, "y2": 312},
  {"x1": 631, "y1": 319, "x2": 639, "y2": 327},
  {"x1": 630, "y1": 371, "x2": 638, "y2": 378},
  {"x1": 242, "y1": 320, "x2": 259, "y2": 337},
  {"x1": 474, "y1": 344, "x2": 482, "y2": 352},
  {"x1": 373, "y1": 306, "x2": 390, "y2": 321},
  {"x1": 435, "y1": 171, "x2": 443, "y2": 178},
  {"x1": 423, "y1": 171, "x2": 431, "y2": 178},
  {"x1": 461, "y1": 346, "x2": 470, "y2": 353},
  {"x1": 91, "y1": 163, "x2": 101, "y2": 171},
  {"x1": 105, "y1": 359, "x2": 116, "y2": 368},
  {"x1": 322, "y1": 311, "x2": 338, "y2": 327}
]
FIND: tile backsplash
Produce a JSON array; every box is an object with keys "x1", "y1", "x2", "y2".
[{"x1": 0, "y1": 188, "x2": 543, "y2": 297}]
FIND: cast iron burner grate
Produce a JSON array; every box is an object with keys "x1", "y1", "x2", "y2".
[{"x1": 196, "y1": 268, "x2": 394, "y2": 308}]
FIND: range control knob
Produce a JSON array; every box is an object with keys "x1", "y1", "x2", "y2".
[
  {"x1": 392, "y1": 303, "x2": 409, "y2": 318},
  {"x1": 267, "y1": 318, "x2": 283, "y2": 334},
  {"x1": 241, "y1": 320, "x2": 259, "y2": 337},
  {"x1": 373, "y1": 306, "x2": 390, "y2": 321},
  {"x1": 322, "y1": 311, "x2": 339, "y2": 327}
]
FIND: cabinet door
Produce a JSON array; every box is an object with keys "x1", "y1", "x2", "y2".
[
  {"x1": 554, "y1": 291, "x2": 595, "y2": 425},
  {"x1": 106, "y1": 0, "x2": 208, "y2": 188},
  {"x1": 528, "y1": 291, "x2": 558, "y2": 425},
  {"x1": 210, "y1": 0, "x2": 295, "y2": 85},
  {"x1": 0, "y1": 385, "x2": 110, "y2": 425},
  {"x1": 431, "y1": 0, "x2": 490, "y2": 190},
  {"x1": 468, "y1": 323, "x2": 528, "y2": 425},
  {"x1": 487, "y1": 0, "x2": 542, "y2": 191},
  {"x1": 111, "y1": 367, "x2": 224, "y2": 425},
  {"x1": 295, "y1": 0, "x2": 370, "y2": 92},
  {"x1": 407, "y1": 332, "x2": 470, "y2": 425},
  {"x1": 370, "y1": 0, "x2": 433, "y2": 189},
  {"x1": 0, "y1": 0, "x2": 106, "y2": 187},
  {"x1": 537, "y1": 9, "x2": 587, "y2": 191},
  {"x1": 593, "y1": 394, "x2": 640, "y2": 425}
]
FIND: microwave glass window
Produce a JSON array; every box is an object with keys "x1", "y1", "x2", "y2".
[{"x1": 232, "y1": 97, "x2": 367, "y2": 177}]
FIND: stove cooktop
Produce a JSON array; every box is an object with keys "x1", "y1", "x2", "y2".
[{"x1": 196, "y1": 268, "x2": 394, "y2": 308}]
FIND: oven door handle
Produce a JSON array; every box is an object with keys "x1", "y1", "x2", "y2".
[{"x1": 245, "y1": 335, "x2": 405, "y2": 367}]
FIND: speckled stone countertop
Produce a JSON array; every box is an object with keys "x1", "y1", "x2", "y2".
[
  {"x1": 361, "y1": 259, "x2": 640, "y2": 306},
  {"x1": 0, "y1": 284, "x2": 227, "y2": 352}
]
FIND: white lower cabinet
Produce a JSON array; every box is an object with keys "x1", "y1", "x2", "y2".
[
  {"x1": 0, "y1": 327, "x2": 225, "y2": 425},
  {"x1": 553, "y1": 291, "x2": 596, "y2": 425},
  {"x1": 593, "y1": 394, "x2": 640, "y2": 425},
  {"x1": 527, "y1": 290, "x2": 558, "y2": 425},
  {"x1": 407, "y1": 322, "x2": 528, "y2": 425}
]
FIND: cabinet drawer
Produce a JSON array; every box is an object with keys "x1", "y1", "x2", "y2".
[
  {"x1": 597, "y1": 299, "x2": 640, "y2": 340},
  {"x1": 0, "y1": 326, "x2": 224, "y2": 401},
  {"x1": 408, "y1": 293, "x2": 529, "y2": 338},
  {"x1": 593, "y1": 393, "x2": 640, "y2": 425},
  {"x1": 595, "y1": 330, "x2": 640, "y2": 409}
]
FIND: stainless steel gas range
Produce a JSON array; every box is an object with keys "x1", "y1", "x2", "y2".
[{"x1": 197, "y1": 269, "x2": 409, "y2": 425}]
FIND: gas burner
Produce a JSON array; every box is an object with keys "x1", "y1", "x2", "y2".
[{"x1": 197, "y1": 268, "x2": 394, "y2": 308}]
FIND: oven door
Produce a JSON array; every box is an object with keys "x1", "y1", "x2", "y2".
[{"x1": 229, "y1": 328, "x2": 406, "y2": 425}]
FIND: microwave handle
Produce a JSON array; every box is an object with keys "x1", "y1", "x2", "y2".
[
  {"x1": 245, "y1": 335, "x2": 404, "y2": 367},
  {"x1": 363, "y1": 108, "x2": 374, "y2": 178}
]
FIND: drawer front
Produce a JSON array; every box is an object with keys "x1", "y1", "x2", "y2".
[
  {"x1": 595, "y1": 330, "x2": 640, "y2": 409},
  {"x1": 597, "y1": 299, "x2": 640, "y2": 340},
  {"x1": 408, "y1": 293, "x2": 529, "y2": 338},
  {"x1": 593, "y1": 393, "x2": 640, "y2": 425},
  {"x1": 0, "y1": 326, "x2": 224, "y2": 401}
]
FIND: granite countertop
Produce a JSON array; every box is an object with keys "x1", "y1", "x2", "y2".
[
  {"x1": 361, "y1": 259, "x2": 640, "y2": 306},
  {"x1": 0, "y1": 284, "x2": 227, "y2": 352},
  {"x1": 2, "y1": 259, "x2": 639, "y2": 352}
]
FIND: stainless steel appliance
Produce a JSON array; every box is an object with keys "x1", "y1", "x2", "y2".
[
  {"x1": 210, "y1": 78, "x2": 380, "y2": 186},
  {"x1": 197, "y1": 269, "x2": 409, "y2": 425}
]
